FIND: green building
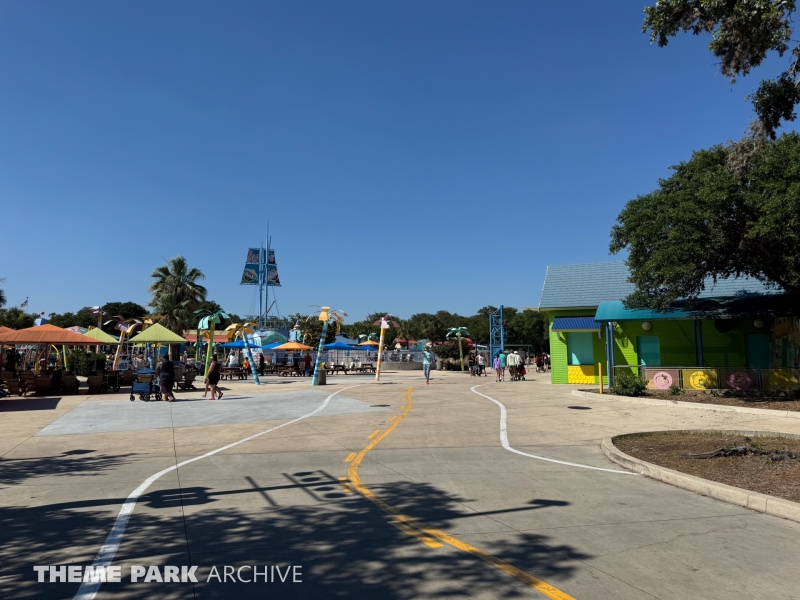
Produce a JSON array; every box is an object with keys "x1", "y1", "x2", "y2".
[{"x1": 538, "y1": 262, "x2": 799, "y2": 390}]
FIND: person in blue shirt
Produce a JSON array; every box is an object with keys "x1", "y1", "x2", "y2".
[{"x1": 421, "y1": 346, "x2": 434, "y2": 384}]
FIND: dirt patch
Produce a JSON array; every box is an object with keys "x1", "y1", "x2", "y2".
[{"x1": 614, "y1": 431, "x2": 800, "y2": 503}]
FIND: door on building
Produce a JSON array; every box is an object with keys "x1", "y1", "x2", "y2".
[
  {"x1": 637, "y1": 336, "x2": 661, "y2": 366},
  {"x1": 566, "y1": 332, "x2": 594, "y2": 365},
  {"x1": 746, "y1": 334, "x2": 770, "y2": 368}
]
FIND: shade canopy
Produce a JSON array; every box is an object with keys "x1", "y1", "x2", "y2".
[
  {"x1": 262, "y1": 341, "x2": 283, "y2": 350},
  {"x1": 0, "y1": 324, "x2": 110, "y2": 345},
  {"x1": 127, "y1": 323, "x2": 188, "y2": 344},
  {"x1": 82, "y1": 328, "x2": 120, "y2": 344},
  {"x1": 272, "y1": 341, "x2": 313, "y2": 351},
  {"x1": 324, "y1": 341, "x2": 362, "y2": 350},
  {"x1": 358, "y1": 340, "x2": 380, "y2": 347}
]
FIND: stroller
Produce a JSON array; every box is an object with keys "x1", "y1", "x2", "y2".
[{"x1": 129, "y1": 368, "x2": 162, "y2": 402}]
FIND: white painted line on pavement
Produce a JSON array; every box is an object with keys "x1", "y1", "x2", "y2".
[
  {"x1": 470, "y1": 386, "x2": 635, "y2": 475},
  {"x1": 74, "y1": 385, "x2": 362, "y2": 600}
]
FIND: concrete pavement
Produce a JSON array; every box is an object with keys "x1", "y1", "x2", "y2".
[{"x1": 1, "y1": 370, "x2": 799, "y2": 599}]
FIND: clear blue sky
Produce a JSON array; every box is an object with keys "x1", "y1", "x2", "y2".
[{"x1": 0, "y1": 1, "x2": 788, "y2": 321}]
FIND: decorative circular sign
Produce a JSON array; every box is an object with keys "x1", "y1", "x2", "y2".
[
  {"x1": 690, "y1": 371, "x2": 711, "y2": 389},
  {"x1": 727, "y1": 371, "x2": 752, "y2": 390},
  {"x1": 652, "y1": 371, "x2": 673, "y2": 389}
]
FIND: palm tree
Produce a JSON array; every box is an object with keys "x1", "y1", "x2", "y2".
[
  {"x1": 196, "y1": 309, "x2": 228, "y2": 377},
  {"x1": 308, "y1": 306, "x2": 347, "y2": 386},
  {"x1": 0, "y1": 278, "x2": 6, "y2": 308},
  {"x1": 446, "y1": 327, "x2": 472, "y2": 371},
  {"x1": 225, "y1": 322, "x2": 260, "y2": 384},
  {"x1": 395, "y1": 320, "x2": 415, "y2": 350},
  {"x1": 149, "y1": 256, "x2": 207, "y2": 346},
  {"x1": 149, "y1": 256, "x2": 207, "y2": 316}
]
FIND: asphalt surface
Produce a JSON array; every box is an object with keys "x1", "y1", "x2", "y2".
[{"x1": 2, "y1": 370, "x2": 800, "y2": 600}]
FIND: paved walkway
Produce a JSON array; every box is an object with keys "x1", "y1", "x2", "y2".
[{"x1": 1, "y1": 371, "x2": 799, "y2": 599}]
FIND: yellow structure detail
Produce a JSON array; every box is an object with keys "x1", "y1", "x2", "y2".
[
  {"x1": 567, "y1": 365, "x2": 595, "y2": 384},
  {"x1": 763, "y1": 369, "x2": 799, "y2": 391},
  {"x1": 682, "y1": 368, "x2": 719, "y2": 390}
]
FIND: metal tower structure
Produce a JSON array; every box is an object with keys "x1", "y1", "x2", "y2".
[{"x1": 489, "y1": 305, "x2": 504, "y2": 362}]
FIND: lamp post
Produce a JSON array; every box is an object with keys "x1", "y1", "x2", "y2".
[{"x1": 374, "y1": 315, "x2": 400, "y2": 381}]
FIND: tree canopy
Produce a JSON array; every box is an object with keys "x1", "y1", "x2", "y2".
[
  {"x1": 149, "y1": 256, "x2": 207, "y2": 333},
  {"x1": 340, "y1": 307, "x2": 549, "y2": 354},
  {"x1": 610, "y1": 132, "x2": 800, "y2": 309},
  {"x1": 643, "y1": 0, "x2": 800, "y2": 139}
]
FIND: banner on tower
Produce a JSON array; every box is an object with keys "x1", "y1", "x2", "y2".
[
  {"x1": 266, "y1": 249, "x2": 281, "y2": 286},
  {"x1": 240, "y1": 248, "x2": 262, "y2": 285}
]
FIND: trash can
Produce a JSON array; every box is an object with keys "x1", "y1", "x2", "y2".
[{"x1": 318, "y1": 365, "x2": 327, "y2": 385}]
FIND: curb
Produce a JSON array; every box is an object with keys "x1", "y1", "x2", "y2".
[
  {"x1": 572, "y1": 389, "x2": 800, "y2": 419},
  {"x1": 601, "y1": 435, "x2": 800, "y2": 523}
]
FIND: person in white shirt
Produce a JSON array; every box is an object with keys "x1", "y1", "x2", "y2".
[{"x1": 477, "y1": 353, "x2": 486, "y2": 377}]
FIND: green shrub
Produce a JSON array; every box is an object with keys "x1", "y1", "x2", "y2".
[
  {"x1": 668, "y1": 383, "x2": 681, "y2": 395},
  {"x1": 66, "y1": 348, "x2": 107, "y2": 376},
  {"x1": 611, "y1": 370, "x2": 648, "y2": 397}
]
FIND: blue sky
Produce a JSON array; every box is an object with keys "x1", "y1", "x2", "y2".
[{"x1": 0, "y1": 1, "x2": 789, "y2": 321}]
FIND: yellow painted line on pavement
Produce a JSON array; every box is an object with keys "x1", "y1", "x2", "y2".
[
  {"x1": 343, "y1": 452, "x2": 356, "y2": 462},
  {"x1": 347, "y1": 387, "x2": 576, "y2": 600},
  {"x1": 338, "y1": 477, "x2": 353, "y2": 493},
  {"x1": 367, "y1": 429, "x2": 381, "y2": 439},
  {"x1": 389, "y1": 415, "x2": 398, "y2": 422}
]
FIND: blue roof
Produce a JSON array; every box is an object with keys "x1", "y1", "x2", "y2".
[
  {"x1": 539, "y1": 262, "x2": 777, "y2": 310},
  {"x1": 595, "y1": 301, "x2": 690, "y2": 322},
  {"x1": 551, "y1": 316, "x2": 600, "y2": 331}
]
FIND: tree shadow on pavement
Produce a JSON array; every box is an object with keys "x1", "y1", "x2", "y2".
[
  {"x1": 0, "y1": 450, "x2": 139, "y2": 486},
  {"x1": 1, "y1": 468, "x2": 587, "y2": 600}
]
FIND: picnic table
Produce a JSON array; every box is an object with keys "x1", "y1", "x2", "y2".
[
  {"x1": 355, "y1": 363, "x2": 376, "y2": 373},
  {"x1": 221, "y1": 367, "x2": 246, "y2": 380},
  {"x1": 326, "y1": 364, "x2": 348, "y2": 375}
]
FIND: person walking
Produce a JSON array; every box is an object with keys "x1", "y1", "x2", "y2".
[
  {"x1": 157, "y1": 355, "x2": 176, "y2": 402},
  {"x1": 493, "y1": 353, "x2": 502, "y2": 382},
  {"x1": 468, "y1": 352, "x2": 476, "y2": 376},
  {"x1": 507, "y1": 351, "x2": 518, "y2": 381},
  {"x1": 477, "y1": 353, "x2": 486, "y2": 376},
  {"x1": 499, "y1": 350, "x2": 507, "y2": 381},
  {"x1": 422, "y1": 345, "x2": 434, "y2": 384},
  {"x1": 304, "y1": 352, "x2": 312, "y2": 376},
  {"x1": 206, "y1": 354, "x2": 222, "y2": 400},
  {"x1": 259, "y1": 352, "x2": 266, "y2": 376}
]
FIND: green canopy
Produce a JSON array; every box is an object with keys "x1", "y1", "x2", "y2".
[
  {"x1": 82, "y1": 328, "x2": 120, "y2": 344},
  {"x1": 127, "y1": 323, "x2": 188, "y2": 344}
]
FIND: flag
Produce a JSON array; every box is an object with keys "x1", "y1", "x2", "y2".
[{"x1": 20, "y1": 297, "x2": 28, "y2": 308}]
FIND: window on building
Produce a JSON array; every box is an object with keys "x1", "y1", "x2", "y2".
[
  {"x1": 566, "y1": 332, "x2": 594, "y2": 365},
  {"x1": 637, "y1": 336, "x2": 661, "y2": 366}
]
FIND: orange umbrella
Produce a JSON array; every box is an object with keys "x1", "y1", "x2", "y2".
[
  {"x1": 271, "y1": 341, "x2": 313, "y2": 351},
  {"x1": 0, "y1": 324, "x2": 111, "y2": 345},
  {"x1": 358, "y1": 340, "x2": 380, "y2": 347}
]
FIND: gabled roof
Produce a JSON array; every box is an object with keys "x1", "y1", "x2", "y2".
[{"x1": 538, "y1": 262, "x2": 777, "y2": 310}]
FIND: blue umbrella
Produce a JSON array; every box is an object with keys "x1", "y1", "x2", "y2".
[
  {"x1": 323, "y1": 341, "x2": 361, "y2": 350},
  {"x1": 218, "y1": 340, "x2": 247, "y2": 349}
]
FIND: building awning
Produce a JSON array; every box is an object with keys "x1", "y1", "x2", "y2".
[
  {"x1": 552, "y1": 316, "x2": 600, "y2": 332},
  {"x1": 595, "y1": 294, "x2": 796, "y2": 322},
  {"x1": 594, "y1": 301, "x2": 689, "y2": 322}
]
